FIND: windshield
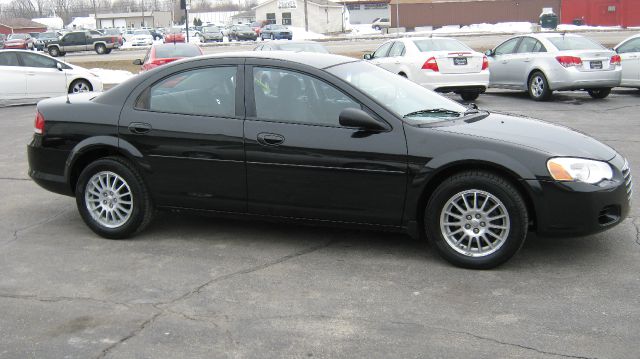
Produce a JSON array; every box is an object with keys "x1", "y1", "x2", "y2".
[
  {"x1": 203, "y1": 26, "x2": 220, "y2": 33},
  {"x1": 103, "y1": 29, "x2": 120, "y2": 35},
  {"x1": 134, "y1": 30, "x2": 151, "y2": 36},
  {"x1": 276, "y1": 43, "x2": 328, "y2": 53},
  {"x1": 271, "y1": 25, "x2": 287, "y2": 30},
  {"x1": 414, "y1": 38, "x2": 471, "y2": 52},
  {"x1": 327, "y1": 61, "x2": 466, "y2": 123},
  {"x1": 236, "y1": 26, "x2": 252, "y2": 31},
  {"x1": 155, "y1": 44, "x2": 201, "y2": 58},
  {"x1": 8, "y1": 34, "x2": 27, "y2": 40},
  {"x1": 548, "y1": 36, "x2": 605, "y2": 51}
]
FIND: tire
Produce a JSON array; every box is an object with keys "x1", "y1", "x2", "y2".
[
  {"x1": 587, "y1": 88, "x2": 611, "y2": 99},
  {"x1": 75, "y1": 156, "x2": 154, "y2": 239},
  {"x1": 398, "y1": 72, "x2": 407, "y2": 78},
  {"x1": 460, "y1": 92, "x2": 480, "y2": 101},
  {"x1": 104, "y1": 48, "x2": 112, "y2": 54},
  {"x1": 528, "y1": 71, "x2": 552, "y2": 101},
  {"x1": 68, "y1": 79, "x2": 92, "y2": 94},
  {"x1": 95, "y1": 44, "x2": 106, "y2": 54},
  {"x1": 424, "y1": 171, "x2": 528, "y2": 269},
  {"x1": 270, "y1": 34, "x2": 275, "y2": 40},
  {"x1": 48, "y1": 46, "x2": 60, "y2": 57},
  {"x1": 374, "y1": 25, "x2": 381, "y2": 31}
]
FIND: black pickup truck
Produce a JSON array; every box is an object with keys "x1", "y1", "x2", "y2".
[{"x1": 47, "y1": 31, "x2": 120, "y2": 57}]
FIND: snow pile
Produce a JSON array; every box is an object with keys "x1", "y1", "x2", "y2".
[
  {"x1": 32, "y1": 17, "x2": 64, "y2": 30},
  {"x1": 431, "y1": 22, "x2": 535, "y2": 35},
  {"x1": 90, "y1": 68, "x2": 135, "y2": 85},
  {"x1": 67, "y1": 16, "x2": 97, "y2": 30},
  {"x1": 289, "y1": 27, "x2": 326, "y2": 40},
  {"x1": 556, "y1": 24, "x2": 622, "y2": 31},
  {"x1": 348, "y1": 24, "x2": 380, "y2": 36}
]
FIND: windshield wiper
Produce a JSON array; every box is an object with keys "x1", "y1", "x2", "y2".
[{"x1": 403, "y1": 108, "x2": 461, "y2": 118}]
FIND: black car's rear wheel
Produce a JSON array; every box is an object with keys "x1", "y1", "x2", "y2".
[
  {"x1": 424, "y1": 171, "x2": 528, "y2": 269},
  {"x1": 460, "y1": 92, "x2": 480, "y2": 101},
  {"x1": 75, "y1": 157, "x2": 153, "y2": 239},
  {"x1": 587, "y1": 88, "x2": 611, "y2": 99}
]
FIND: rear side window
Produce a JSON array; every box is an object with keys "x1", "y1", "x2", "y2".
[
  {"x1": 139, "y1": 66, "x2": 237, "y2": 118},
  {"x1": 617, "y1": 38, "x2": 640, "y2": 54},
  {"x1": 494, "y1": 38, "x2": 521, "y2": 55},
  {"x1": 517, "y1": 37, "x2": 546, "y2": 53},
  {"x1": 0, "y1": 52, "x2": 20, "y2": 66},
  {"x1": 548, "y1": 36, "x2": 604, "y2": 51}
]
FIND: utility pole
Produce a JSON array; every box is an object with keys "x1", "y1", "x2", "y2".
[
  {"x1": 304, "y1": 0, "x2": 309, "y2": 32},
  {"x1": 395, "y1": 0, "x2": 400, "y2": 37},
  {"x1": 141, "y1": 0, "x2": 145, "y2": 27}
]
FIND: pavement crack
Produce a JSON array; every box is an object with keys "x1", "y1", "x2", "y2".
[
  {"x1": 3, "y1": 206, "x2": 73, "y2": 247},
  {"x1": 95, "y1": 312, "x2": 162, "y2": 359},
  {"x1": 159, "y1": 239, "x2": 336, "y2": 307},
  {"x1": 0, "y1": 293, "x2": 133, "y2": 308},
  {"x1": 632, "y1": 217, "x2": 640, "y2": 247}
]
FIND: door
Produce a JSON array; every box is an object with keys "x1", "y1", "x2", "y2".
[
  {"x1": 616, "y1": 37, "x2": 640, "y2": 87},
  {"x1": 60, "y1": 32, "x2": 86, "y2": 52},
  {"x1": 118, "y1": 63, "x2": 247, "y2": 211},
  {"x1": 510, "y1": 37, "x2": 547, "y2": 87},
  {"x1": 0, "y1": 52, "x2": 26, "y2": 101},
  {"x1": 244, "y1": 64, "x2": 408, "y2": 225},
  {"x1": 18, "y1": 52, "x2": 67, "y2": 98},
  {"x1": 380, "y1": 41, "x2": 406, "y2": 73},
  {"x1": 488, "y1": 37, "x2": 522, "y2": 87}
]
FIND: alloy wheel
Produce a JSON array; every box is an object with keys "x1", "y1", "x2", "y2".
[{"x1": 84, "y1": 171, "x2": 133, "y2": 228}]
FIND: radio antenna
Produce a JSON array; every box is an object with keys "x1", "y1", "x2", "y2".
[{"x1": 63, "y1": 52, "x2": 70, "y2": 104}]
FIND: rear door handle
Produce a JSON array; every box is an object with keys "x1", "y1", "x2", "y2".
[
  {"x1": 257, "y1": 133, "x2": 284, "y2": 146},
  {"x1": 128, "y1": 122, "x2": 152, "y2": 134}
]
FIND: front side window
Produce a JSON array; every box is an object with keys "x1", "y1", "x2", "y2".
[
  {"x1": 388, "y1": 42, "x2": 406, "y2": 57},
  {"x1": 617, "y1": 38, "x2": 640, "y2": 54},
  {"x1": 0, "y1": 52, "x2": 20, "y2": 66},
  {"x1": 19, "y1": 53, "x2": 57, "y2": 68},
  {"x1": 494, "y1": 38, "x2": 520, "y2": 55},
  {"x1": 141, "y1": 67, "x2": 236, "y2": 118},
  {"x1": 253, "y1": 67, "x2": 359, "y2": 126},
  {"x1": 373, "y1": 41, "x2": 393, "y2": 58}
]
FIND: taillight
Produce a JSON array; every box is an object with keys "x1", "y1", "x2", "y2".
[
  {"x1": 422, "y1": 57, "x2": 439, "y2": 72},
  {"x1": 556, "y1": 56, "x2": 583, "y2": 68},
  {"x1": 482, "y1": 56, "x2": 489, "y2": 70},
  {"x1": 610, "y1": 55, "x2": 621, "y2": 66},
  {"x1": 34, "y1": 111, "x2": 45, "y2": 135}
]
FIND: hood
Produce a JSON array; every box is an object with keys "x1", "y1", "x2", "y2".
[
  {"x1": 5, "y1": 39, "x2": 26, "y2": 44},
  {"x1": 432, "y1": 112, "x2": 617, "y2": 161}
]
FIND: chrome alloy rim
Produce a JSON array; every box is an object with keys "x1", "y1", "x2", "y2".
[
  {"x1": 440, "y1": 190, "x2": 510, "y2": 257},
  {"x1": 530, "y1": 76, "x2": 544, "y2": 98},
  {"x1": 85, "y1": 171, "x2": 133, "y2": 228},
  {"x1": 73, "y1": 82, "x2": 91, "y2": 93}
]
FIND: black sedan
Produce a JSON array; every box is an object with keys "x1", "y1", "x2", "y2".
[
  {"x1": 27, "y1": 52, "x2": 632, "y2": 269},
  {"x1": 229, "y1": 25, "x2": 257, "y2": 41}
]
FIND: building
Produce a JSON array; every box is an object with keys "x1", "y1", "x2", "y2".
[
  {"x1": 95, "y1": 11, "x2": 172, "y2": 29},
  {"x1": 389, "y1": 0, "x2": 561, "y2": 30},
  {"x1": 0, "y1": 18, "x2": 47, "y2": 35},
  {"x1": 230, "y1": 10, "x2": 257, "y2": 24},
  {"x1": 561, "y1": 0, "x2": 640, "y2": 27},
  {"x1": 188, "y1": 11, "x2": 240, "y2": 26},
  {"x1": 254, "y1": 0, "x2": 346, "y2": 34},
  {"x1": 344, "y1": 0, "x2": 390, "y2": 24}
]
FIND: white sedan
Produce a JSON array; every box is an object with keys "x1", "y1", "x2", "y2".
[
  {"x1": 365, "y1": 37, "x2": 490, "y2": 101},
  {"x1": 130, "y1": 30, "x2": 154, "y2": 46},
  {"x1": 614, "y1": 34, "x2": 640, "y2": 89},
  {"x1": 0, "y1": 50, "x2": 103, "y2": 105}
]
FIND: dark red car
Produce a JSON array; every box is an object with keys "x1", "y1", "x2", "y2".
[
  {"x1": 3, "y1": 33, "x2": 34, "y2": 49},
  {"x1": 133, "y1": 43, "x2": 203, "y2": 72},
  {"x1": 163, "y1": 29, "x2": 185, "y2": 43}
]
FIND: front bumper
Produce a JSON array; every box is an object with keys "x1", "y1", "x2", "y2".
[
  {"x1": 235, "y1": 34, "x2": 257, "y2": 40},
  {"x1": 548, "y1": 66, "x2": 622, "y2": 91},
  {"x1": 527, "y1": 155, "x2": 632, "y2": 237},
  {"x1": 3, "y1": 43, "x2": 27, "y2": 49},
  {"x1": 272, "y1": 33, "x2": 292, "y2": 40}
]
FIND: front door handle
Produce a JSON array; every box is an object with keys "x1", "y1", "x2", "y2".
[
  {"x1": 257, "y1": 133, "x2": 285, "y2": 146},
  {"x1": 128, "y1": 122, "x2": 152, "y2": 134}
]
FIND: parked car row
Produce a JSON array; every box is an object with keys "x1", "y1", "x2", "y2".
[{"x1": 365, "y1": 33, "x2": 640, "y2": 101}]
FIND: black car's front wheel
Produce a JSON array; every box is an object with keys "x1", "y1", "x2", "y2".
[
  {"x1": 424, "y1": 171, "x2": 528, "y2": 269},
  {"x1": 75, "y1": 157, "x2": 153, "y2": 239},
  {"x1": 587, "y1": 88, "x2": 611, "y2": 99}
]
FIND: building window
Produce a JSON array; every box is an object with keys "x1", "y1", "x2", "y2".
[
  {"x1": 346, "y1": 4, "x2": 360, "y2": 10},
  {"x1": 364, "y1": 3, "x2": 387, "y2": 10},
  {"x1": 282, "y1": 12, "x2": 292, "y2": 25},
  {"x1": 266, "y1": 13, "x2": 276, "y2": 24}
]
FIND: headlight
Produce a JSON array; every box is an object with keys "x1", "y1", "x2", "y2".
[{"x1": 547, "y1": 157, "x2": 613, "y2": 184}]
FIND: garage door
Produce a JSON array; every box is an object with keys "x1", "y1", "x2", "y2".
[{"x1": 114, "y1": 19, "x2": 127, "y2": 28}]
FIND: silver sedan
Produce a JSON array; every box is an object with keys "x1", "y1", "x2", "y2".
[{"x1": 485, "y1": 33, "x2": 621, "y2": 101}]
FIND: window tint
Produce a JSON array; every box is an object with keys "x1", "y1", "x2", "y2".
[
  {"x1": 253, "y1": 67, "x2": 359, "y2": 126},
  {"x1": 494, "y1": 38, "x2": 520, "y2": 55},
  {"x1": 373, "y1": 42, "x2": 393, "y2": 58},
  {"x1": 517, "y1": 37, "x2": 546, "y2": 53},
  {"x1": 19, "y1": 53, "x2": 57, "y2": 68},
  {"x1": 548, "y1": 36, "x2": 604, "y2": 51},
  {"x1": 388, "y1": 42, "x2": 405, "y2": 57},
  {"x1": 64, "y1": 33, "x2": 85, "y2": 43},
  {"x1": 0, "y1": 52, "x2": 20, "y2": 66},
  {"x1": 144, "y1": 67, "x2": 236, "y2": 117},
  {"x1": 414, "y1": 39, "x2": 471, "y2": 52},
  {"x1": 617, "y1": 38, "x2": 640, "y2": 54}
]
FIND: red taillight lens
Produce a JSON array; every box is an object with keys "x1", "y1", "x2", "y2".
[
  {"x1": 482, "y1": 56, "x2": 489, "y2": 70},
  {"x1": 556, "y1": 56, "x2": 583, "y2": 68},
  {"x1": 34, "y1": 111, "x2": 45, "y2": 135},
  {"x1": 422, "y1": 57, "x2": 439, "y2": 71},
  {"x1": 610, "y1": 55, "x2": 621, "y2": 66}
]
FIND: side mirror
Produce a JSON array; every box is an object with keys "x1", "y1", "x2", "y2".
[
  {"x1": 484, "y1": 49, "x2": 494, "y2": 57},
  {"x1": 363, "y1": 53, "x2": 373, "y2": 60},
  {"x1": 133, "y1": 59, "x2": 143, "y2": 65},
  {"x1": 339, "y1": 108, "x2": 387, "y2": 131},
  {"x1": 56, "y1": 62, "x2": 63, "y2": 71}
]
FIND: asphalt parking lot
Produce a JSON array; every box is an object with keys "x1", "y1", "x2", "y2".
[{"x1": 1, "y1": 88, "x2": 639, "y2": 358}]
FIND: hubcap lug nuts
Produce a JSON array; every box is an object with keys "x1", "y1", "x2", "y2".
[
  {"x1": 465, "y1": 224, "x2": 471, "y2": 229},
  {"x1": 480, "y1": 222, "x2": 486, "y2": 227},
  {"x1": 466, "y1": 215, "x2": 472, "y2": 220},
  {"x1": 473, "y1": 228, "x2": 479, "y2": 234},
  {"x1": 103, "y1": 200, "x2": 107, "y2": 204},
  {"x1": 475, "y1": 214, "x2": 481, "y2": 219}
]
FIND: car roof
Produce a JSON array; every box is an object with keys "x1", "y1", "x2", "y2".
[{"x1": 196, "y1": 51, "x2": 355, "y2": 69}]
